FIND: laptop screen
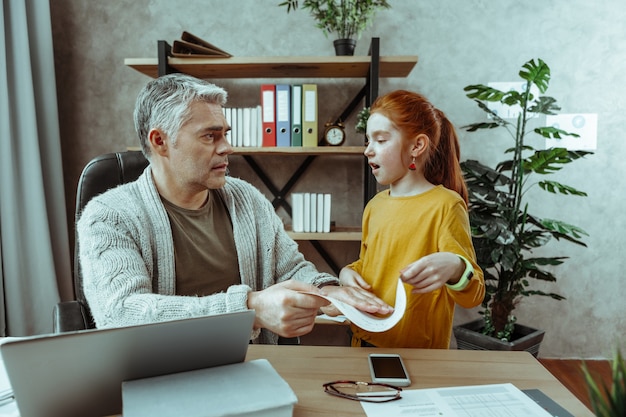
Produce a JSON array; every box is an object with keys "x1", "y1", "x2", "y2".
[{"x1": 1, "y1": 310, "x2": 255, "y2": 417}]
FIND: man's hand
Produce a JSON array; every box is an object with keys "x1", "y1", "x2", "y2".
[{"x1": 247, "y1": 280, "x2": 330, "y2": 338}]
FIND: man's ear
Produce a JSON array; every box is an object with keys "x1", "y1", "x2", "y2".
[
  {"x1": 148, "y1": 129, "x2": 168, "y2": 157},
  {"x1": 411, "y1": 133, "x2": 429, "y2": 158}
]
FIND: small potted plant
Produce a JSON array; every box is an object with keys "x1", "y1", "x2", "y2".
[
  {"x1": 279, "y1": 0, "x2": 391, "y2": 55},
  {"x1": 582, "y1": 348, "x2": 626, "y2": 417},
  {"x1": 452, "y1": 58, "x2": 593, "y2": 356}
]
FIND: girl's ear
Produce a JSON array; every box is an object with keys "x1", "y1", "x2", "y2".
[{"x1": 411, "y1": 134, "x2": 429, "y2": 158}]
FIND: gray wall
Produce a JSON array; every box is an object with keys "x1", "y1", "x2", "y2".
[{"x1": 50, "y1": 0, "x2": 626, "y2": 359}]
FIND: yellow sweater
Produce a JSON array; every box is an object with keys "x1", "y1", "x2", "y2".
[{"x1": 348, "y1": 186, "x2": 485, "y2": 348}]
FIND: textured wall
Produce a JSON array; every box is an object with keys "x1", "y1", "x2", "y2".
[{"x1": 50, "y1": 0, "x2": 626, "y2": 358}]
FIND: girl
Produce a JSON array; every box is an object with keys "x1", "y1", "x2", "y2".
[{"x1": 340, "y1": 90, "x2": 485, "y2": 348}]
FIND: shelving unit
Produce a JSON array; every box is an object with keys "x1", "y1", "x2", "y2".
[
  {"x1": 124, "y1": 56, "x2": 417, "y2": 79},
  {"x1": 124, "y1": 39, "x2": 418, "y2": 273}
]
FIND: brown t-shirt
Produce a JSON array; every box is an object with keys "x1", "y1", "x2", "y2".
[{"x1": 162, "y1": 190, "x2": 240, "y2": 296}]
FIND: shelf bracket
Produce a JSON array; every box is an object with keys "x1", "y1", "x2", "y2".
[
  {"x1": 240, "y1": 154, "x2": 317, "y2": 215},
  {"x1": 310, "y1": 240, "x2": 340, "y2": 275},
  {"x1": 157, "y1": 40, "x2": 176, "y2": 76},
  {"x1": 364, "y1": 38, "x2": 380, "y2": 207}
]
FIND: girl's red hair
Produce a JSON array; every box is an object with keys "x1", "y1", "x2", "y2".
[{"x1": 370, "y1": 90, "x2": 468, "y2": 204}]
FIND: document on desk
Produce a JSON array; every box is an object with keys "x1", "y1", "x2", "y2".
[
  {"x1": 360, "y1": 383, "x2": 555, "y2": 417},
  {"x1": 0, "y1": 338, "x2": 20, "y2": 417},
  {"x1": 301, "y1": 278, "x2": 406, "y2": 333}
]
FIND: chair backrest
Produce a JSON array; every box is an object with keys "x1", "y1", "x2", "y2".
[{"x1": 73, "y1": 151, "x2": 149, "y2": 326}]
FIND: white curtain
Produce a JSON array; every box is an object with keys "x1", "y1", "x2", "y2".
[{"x1": 0, "y1": 0, "x2": 71, "y2": 336}]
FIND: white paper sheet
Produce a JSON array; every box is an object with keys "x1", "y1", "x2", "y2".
[
  {"x1": 0, "y1": 338, "x2": 21, "y2": 417},
  {"x1": 303, "y1": 278, "x2": 406, "y2": 333},
  {"x1": 360, "y1": 383, "x2": 554, "y2": 417}
]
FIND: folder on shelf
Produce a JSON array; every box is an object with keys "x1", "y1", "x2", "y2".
[
  {"x1": 316, "y1": 193, "x2": 324, "y2": 233},
  {"x1": 303, "y1": 193, "x2": 311, "y2": 232},
  {"x1": 242, "y1": 107, "x2": 251, "y2": 147},
  {"x1": 291, "y1": 84, "x2": 303, "y2": 147},
  {"x1": 171, "y1": 31, "x2": 232, "y2": 58},
  {"x1": 309, "y1": 193, "x2": 317, "y2": 233},
  {"x1": 276, "y1": 84, "x2": 291, "y2": 147},
  {"x1": 255, "y1": 105, "x2": 263, "y2": 146},
  {"x1": 223, "y1": 108, "x2": 232, "y2": 145},
  {"x1": 236, "y1": 108, "x2": 244, "y2": 147},
  {"x1": 302, "y1": 84, "x2": 318, "y2": 147},
  {"x1": 323, "y1": 194, "x2": 331, "y2": 233},
  {"x1": 261, "y1": 84, "x2": 276, "y2": 147},
  {"x1": 292, "y1": 193, "x2": 304, "y2": 233},
  {"x1": 249, "y1": 106, "x2": 258, "y2": 147}
]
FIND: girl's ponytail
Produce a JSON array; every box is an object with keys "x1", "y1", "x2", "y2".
[{"x1": 424, "y1": 110, "x2": 468, "y2": 204}]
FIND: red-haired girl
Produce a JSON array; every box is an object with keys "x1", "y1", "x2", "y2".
[{"x1": 340, "y1": 90, "x2": 485, "y2": 348}]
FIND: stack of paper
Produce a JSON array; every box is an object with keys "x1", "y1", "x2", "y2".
[
  {"x1": 360, "y1": 383, "x2": 564, "y2": 417},
  {"x1": 122, "y1": 359, "x2": 297, "y2": 417}
]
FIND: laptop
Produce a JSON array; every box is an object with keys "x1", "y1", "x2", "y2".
[{"x1": 0, "y1": 310, "x2": 255, "y2": 417}]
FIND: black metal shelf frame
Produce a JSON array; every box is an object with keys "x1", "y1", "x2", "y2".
[{"x1": 156, "y1": 39, "x2": 382, "y2": 274}]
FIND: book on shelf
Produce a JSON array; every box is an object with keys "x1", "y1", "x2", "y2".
[
  {"x1": 292, "y1": 192, "x2": 331, "y2": 233},
  {"x1": 171, "y1": 31, "x2": 232, "y2": 58},
  {"x1": 223, "y1": 106, "x2": 262, "y2": 147}
]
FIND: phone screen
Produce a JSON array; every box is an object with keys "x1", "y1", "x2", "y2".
[{"x1": 370, "y1": 356, "x2": 407, "y2": 379}]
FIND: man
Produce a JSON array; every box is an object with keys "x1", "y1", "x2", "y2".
[{"x1": 77, "y1": 73, "x2": 391, "y2": 344}]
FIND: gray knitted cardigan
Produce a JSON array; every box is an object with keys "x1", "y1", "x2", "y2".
[{"x1": 77, "y1": 166, "x2": 337, "y2": 344}]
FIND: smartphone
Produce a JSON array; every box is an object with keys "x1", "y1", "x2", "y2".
[{"x1": 368, "y1": 353, "x2": 411, "y2": 387}]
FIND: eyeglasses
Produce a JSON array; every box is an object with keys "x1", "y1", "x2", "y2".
[{"x1": 323, "y1": 380, "x2": 402, "y2": 403}]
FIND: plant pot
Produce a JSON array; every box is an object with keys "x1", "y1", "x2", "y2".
[
  {"x1": 333, "y1": 39, "x2": 357, "y2": 56},
  {"x1": 453, "y1": 319, "x2": 545, "y2": 357}
]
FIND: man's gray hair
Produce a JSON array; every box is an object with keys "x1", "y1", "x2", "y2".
[{"x1": 133, "y1": 73, "x2": 228, "y2": 159}]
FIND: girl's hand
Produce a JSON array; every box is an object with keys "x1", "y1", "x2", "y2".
[
  {"x1": 338, "y1": 266, "x2": 372, "y2": 290},
  {"x1": 399, "y1": 252, "x2": 465, "y2": 294}
]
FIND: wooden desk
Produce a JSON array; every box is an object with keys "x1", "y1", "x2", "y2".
[{"x1": 246, "y1": 345, "x2": 593, "y2": 417}]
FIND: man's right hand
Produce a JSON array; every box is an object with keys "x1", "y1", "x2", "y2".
[{"x1": 247, "y1": 280, "x2": 330, "y2": 338}]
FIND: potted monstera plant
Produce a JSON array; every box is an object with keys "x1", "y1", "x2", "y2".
[
  {"x1": 279, "y1": 0, "x2": 391, "y2": 55},
  {"x1": 453, "y1": 58, "x2": 593, "y2": 356}
]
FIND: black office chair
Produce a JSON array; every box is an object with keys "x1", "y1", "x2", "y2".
[{"x1": 53, "y1": 151, "x2": 149, "y2": 332}]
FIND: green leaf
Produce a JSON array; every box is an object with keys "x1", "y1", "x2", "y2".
[
  {"x1": 502, "y1": 90, "x2": 525, "y2": 107},
  {"x1": 539, "y1": 180, "x2": 588, "y2": 196},
  {"x1": 464, "y1": 84, "x2": 506, "y2": 101},
  {"x1": 524, "y1": 148, "x2": 590, "y2": 175},
  {"x1": 534, "y1": 126, "x2": 580, "y2": 139},
  {"x1": 519, "y1": 58, "x2": 551, "y2": 94},
  {"x1": 529, "y1": 96, "x2": 561, "y2": 115},
  {"x1": 541, "y1": 218, "x2": 589, "y2": 240},
  {"x1": 582, "y1": 348, "x2": 626, "y2": 417},
  {"x1": 278, "y1": 0, "x2": 299, "y2": 12},
  {"x1": 463, "y1": 122, "x2": 501, "y2": 132}
]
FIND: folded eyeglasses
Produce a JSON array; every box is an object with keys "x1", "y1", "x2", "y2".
[{"x1": 323, "y1": 380, "x2": 402, "y2": 403}]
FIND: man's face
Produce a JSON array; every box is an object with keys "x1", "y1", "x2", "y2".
[{"x1": 168, "y1": 101, "x2": 233, "y2": 191}]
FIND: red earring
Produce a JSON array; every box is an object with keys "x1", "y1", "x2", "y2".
[{"x1": 409, "y1": 157, "x2": 416, "y2": 171}]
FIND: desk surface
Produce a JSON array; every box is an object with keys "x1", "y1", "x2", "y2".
[{"x1": 246, "y1": 345, "x2": 593, "y2": 417}]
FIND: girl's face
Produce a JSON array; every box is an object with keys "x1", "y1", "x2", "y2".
[{"x1": 364, "y1": 112, "x2": 413, "y2": 187}]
